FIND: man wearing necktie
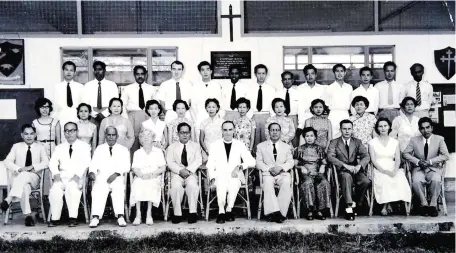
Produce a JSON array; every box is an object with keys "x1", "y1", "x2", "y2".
[
  {"x1": 403, "y1": 117, "x2": 449, "y2": 217},
  {"x1": 222, "y1": 65, "x2": 248, "y2": 122},
  {"x1": 53, "y1": 61, "x2": 84, "y2": 138},
  {"x1": 166, "y1": 122, "x2": 202, "y2": 224},
  {"x1": 83, "y1": 61, "x2": 119, "y2": 131},
  {"x1": 1, "y1": 125, "x2": 49, "y2": 226},
  {"x1": 121, "y1": 66, "x2": 156, "y2": 154},
  {"x1": 403, "y1": 63, "x2": 434, "y2": 118},
  {"x1": 327, "y1": 120, "x2": 370, "y2": 221},
  {"x1": 375, "y1": 61, "x2": 404, "y2": 122},
  {"x1": 256, "y1": 123, "x2": 294, "y2": 223},
  {"x1": 88, "y1": 126, "x2": 131, "y2": 228},
  {"x1": 48, "y1": 122, "x2": 91, "y2": 227}
]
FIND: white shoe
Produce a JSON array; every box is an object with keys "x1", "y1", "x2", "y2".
[
  {"x1": 133, "y1": 217, "x2": 141, "y2": 226},
  {"x1": 89, "y1": 217, "x2": 99, "y2": 228},
  {"x1": 146, "y1": 217, "x2": 154, "y2": 225},
  {"x1": 117, "y1": 217, "x2": 127, "y2": 227}
]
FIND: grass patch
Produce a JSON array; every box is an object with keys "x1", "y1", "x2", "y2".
[{"x1": 0, "y1": 231, "x2": 454, "y2": 253}]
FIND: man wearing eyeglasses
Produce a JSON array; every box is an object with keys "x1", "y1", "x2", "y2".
[
  {"x1": 48, "y1": 122, "x2": 91, "y2": 227},
  {"x1": 166, "y1": 122, "x2": 202, "y2": 224}
]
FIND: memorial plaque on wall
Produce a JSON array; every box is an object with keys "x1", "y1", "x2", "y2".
[{"x1": 211, "y1": 51, "x2": 251, "y2": 79}]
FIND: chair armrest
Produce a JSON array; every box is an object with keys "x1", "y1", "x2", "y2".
[{"x1": 293, "y1": 167, "x2": 300, "y2": 185}]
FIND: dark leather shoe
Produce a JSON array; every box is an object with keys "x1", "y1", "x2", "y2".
[
  {"x1": 68, "y1": 218, "x2": 78, "y2": 227},
  {"x1": 225, "y1": 212, "x2": 235, "y2": 222},
  {"x1": 216, "y1": 213, "x2": 225, "y2": 224},
  {"x1": 316, "y1": 212, "x2": 326, "y2": 220},
  {"x1": 428, "y1": 206, "x2": 439, "y2": 217},
  {"x1": 306, "y1": 212, "x2": 314, "y2": 221},
  {"x1": 345, "y1": 213, "x2": 355, "y2": 221},
  {"x1": 275, "y1": 212, "x2": 285, "y2": 223},
  {"x1": 172, "y1": 215, "x2": 181, "y2": 224},
  {"x1": 48, "y1": 220, "x2": 60, "y2": 227},
  {"x1": 25, "y1": 216, "x2": 35, "y2": 227},
  {"x1": 419, "y1": 206, "x2": 428, "y2": 217},
  {"x1": 188, "y1": 213, "x2": 197, "y2": 224},
  {"x1": 1, "y1": 200, "x2": 10, "y2": 212}
]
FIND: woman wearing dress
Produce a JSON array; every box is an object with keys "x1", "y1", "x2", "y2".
[
  {"x1": 349, "y1": 96, "x2": 377, "y2": 149},
  {"x1": 390, "y1": 97, "x2": 421, "y2": 152},
  {"x1": 99, "y1": 98, "x2": 135, "y2": 149},
  {"x1": 199, "y1": 98, "x2": 224, "y2": 161},
  {"x1": 130, "y1": 129, "x2": 166, "y2": 225},
  {"x1": 368, "y1": 118, "x2": 411, "y2": 215},
  {"x1": 32, "y1": 97, "x2": 61, "y2": 158},
  {"x1": 76, "y1": 103, "x2": 97, "y2": 154},
  {"x1": 294, "y1": 127, "x2": 331, "y2": 220},
  {"x1": 303, "y1": 99, "x2": 332, "y2": 149},
  {"x1": 167, "y1": 99, "x2": 196, "y2": 146},
  {"x1": 265, "y1": 98, "x2": 295, "y2": 145},
  {"x1": 141, "y1": 99, "x2": 167, "y2": 150},
  {"x1": 233, "y1": 97, "x2": 256, "y2": 153}
]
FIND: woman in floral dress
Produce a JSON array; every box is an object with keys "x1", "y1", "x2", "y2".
[
  {"x1": 200, "y1": 98, "x2": 224, "y2": 161},
  {"x1": 233, "y1": 97, "x2": 256, "y2": 153},
  {"x1": 265, "y1": 98, "x2": 295, "y2": 145},
  {"x1": 76, "y1": 103, "x2": 97, "y2": 154},
  {"x1": 349, "y1": 96, "x2": 377, "y2": 150},
  {"x1": 167, "y1": 99, "x2": 196, "y2": 146},
  {"x1": 303, "y1": 99, "x2": 332, "y2": 150}
]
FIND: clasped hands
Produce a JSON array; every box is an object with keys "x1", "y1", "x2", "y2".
[
  {"x1": 88, "y1": 172, "x2": 121, "y2": 184},
  {"x1": 18, "y1": 166, "x2": 34, "y2": 173},
  {"x1": 269, "y1": 166, "x2": 284, "y2": 177},
  {"x1": 53, "y1": 174, "x2": 83, "y2": 189},
  {"x1": 418, "y1": 159, "x2": 431, "y2": 170},
  {"x1": 343, "y1": 164, "x2": 362, "y2": 174}
]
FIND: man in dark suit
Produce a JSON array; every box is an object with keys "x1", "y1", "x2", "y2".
[
  {"x1": 403, "y1": 117, "x2": 449, "y2": 217},
  {"x1": 327, "y1": 119, "x2": 370, "y2": 220}
]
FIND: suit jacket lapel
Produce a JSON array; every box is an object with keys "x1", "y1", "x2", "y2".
[
  {"x1": 338, "y1": 138, "x2": 349, "y2": 159},
  {"x1": 267, "y1": 142, "x2": 275, "y2": 164},
  {"x1": 348, "y1": 139, "x2": 356, "y2": 160}
]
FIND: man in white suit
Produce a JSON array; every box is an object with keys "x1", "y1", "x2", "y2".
[
  {"x1": 256, "y1": 123, "x2": 294, "y2": 223},
  {"x1": 207, "y1": 121, "x2": 256, "y2": 223}
]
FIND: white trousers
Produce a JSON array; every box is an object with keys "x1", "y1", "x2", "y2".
[
  {"x1": 49, "y1": 179, "x2": 82, "y2": 220},
  {"x1": 90, "y1": 176, "x2": 125, "y2": 218},
  {"x1": 9, "y1": 172, "x2": 39, "y2": 215},
  {"x1": 262, "y1": 173, "x2": 292, "y2": 216},
  {"x1": 216, "y1": 177, "x2": 241, "y2": 214},
  {"x1": 170, "y1": 174, "x2": 199, "y2": 216}
]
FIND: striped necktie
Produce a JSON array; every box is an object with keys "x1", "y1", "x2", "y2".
[{"x1": 416, "y1": 82, "x2": 422, "y2": 106}]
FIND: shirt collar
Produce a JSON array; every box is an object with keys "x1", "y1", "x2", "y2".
[{"x1": 423, "y1": 135, "x2": 432, "y2": 144}]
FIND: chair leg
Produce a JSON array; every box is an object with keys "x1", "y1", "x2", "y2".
[
  {"x1": 405, "y1": 201, "x2": 410, "y2": 216},
  {"x1": 369, "y1": 189, "x2": 375, "y2": 216},
  {"x1": 161, "y1": 189, "x2": 166, "y2": 220},
  {"x1": 291, "y1": 191, "x2": 297, "y2": 219},
  {"x1": 329, "y1": 197, "x2": 334, "y2": 218},
  {"x1": 441, "y1": 185, "x2": 448, "y2": 216},
  {"x1": 257, "y1": 189, "x2": 262, "y2": 220},
  {"x1": 198, "y1": 172, "x2": 205, "y2": 218},
  {"x1": 296, "y1": 187, "x2": 300, "y2": 219},
  {"x1": 205, "y1": 188, "x2": 211, "y2": 221},
  {"x1": 245, "y1": 185, "x2": 251, "y2": 220},
  {"x1": 164, "y1": 188, "x2": 170, "y2": 222},
  {"x1": 4, "y1": 207, "x2": 10, "y2": 225}
]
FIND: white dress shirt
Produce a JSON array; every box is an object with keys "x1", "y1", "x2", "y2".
[
  {"x1": 246, "y1": 82, "x2": 276, "y2": 114},
  {"x1": 156, "y1": 78, "x2": 193, "y2": 111},
  {"x1": 4, "y1": 142, "x2": 49, "y2": 173},
  {"x1": 121, "y1": 82, "x2": 156, "y2": 113},
  {"x1": 324, "y1": 81, "x2": 353, "y2": 111},
  {"x1": 49, "y1": 139, "x2": 91, "y2": 180},
  {"x1": 375, "y1": 80, "x2": 406, "y2": 109},
  {"x1": 83, "y1": 78, "x2": 119, "y2": 117},
  {"x1": 221, "y1": 79, "x2": 249, "y2": 112},
  {"x1": 191, "y1": 79, "x2": 224, "y2": 126},
  {"x1": 297, "y1": 82, "x2": 326, "y2": 128},
  {"x1": 403, "y1": 80, "x2": 434, "y2": 111},
  {"x1": 53, "y1": 80, "x2": 84, "y2": 121},
  {"x1": 275, "y1": 86, "x2": 301, "y2": 116},
  {"x1": 350, "y1": 84, "x2": 380, "y2": 115},
  {"x1": 89, "y1": 143, "x2": 131, "y2": 182}
]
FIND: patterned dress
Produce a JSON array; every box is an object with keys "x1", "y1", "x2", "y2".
[
  {"x1": 200, "y1": 115, "x2": 224, "y2": 149},
  {"x1": 234, "y1": 116, "x2": 256, "y2": 149},
  {"x1": 304, "y1": 115, "x2": 332, "y2": 148},
  {"x1": 350, "y1": 113, "x2": 377, "y2": 149},
  {"x1": 99, "y1": 116, "x2": 135, "y2": 149},
  {"x1": 294, "y1": 143, "x2": 331, "y2": 212},
  {"x1": 168, "y1": 117, "x2": 195, "y2": 144},
  {"x1": 77, "y1": 120, "x2": 97, "y2": 144},
  {"x1": 265, "y1": 116, "x2": 296, "y2": 144}
]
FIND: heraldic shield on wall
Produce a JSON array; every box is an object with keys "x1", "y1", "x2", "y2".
[
  {"x1": 434, "y1": 46, "x2": 455, "y2": 80},
  {"x1": 0, "y1": 39, "x2": 25, "y2": 85}
]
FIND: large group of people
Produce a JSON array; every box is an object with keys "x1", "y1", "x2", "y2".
[{"x1": 1, "y1": 59, "x2": 450, "y2": 228}]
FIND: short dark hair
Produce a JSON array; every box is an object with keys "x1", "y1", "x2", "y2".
[
  {"x1": 268, "y1": 122, "x2": 281, "y2": 131},
  {"x1": 303, "y1": 64, "x2": 317, "y2": 75},
  {"x1": 254, "y1": 64, "x2": 268, "y2": 74},
  {"x1": 145, "y1": 99, "x2": 163, "y2": 116},
  {"x1": 21, "y1": 124, "x2": 36, "y2": 133},
  {"x1": 281, "y1": 71, "x2": 293, "y2": 80},
  {"x1": 383, "y1": 61, "x2": 397, "y2": 71},
  {"x1": 302, "y1": 127, "x2": 318, "y2": 138},
  {"x1": 34, "y1": 97, "x2": 53, "y2": 115},
  {"x1": 64, "y1": 121, "x2": 78, "y2": 131},
  {"x1": 400, "y1": 96, "x2": 418, "y2": 108},
  {"x1": 222, "y1": 120, "x2": 235, "y2": 128},
  {"x1": 198, "y1": 61, "x2": 213, "y2": 71},
  {"x1": 359, "y1": 66, "x2": 373, "y2": 76},
  {"x1": 374, "y1": 117, "x2": 392, "y2": 135},
  {"x1": 410, "y1": 63, "x2": 424, "y2": 71},
  {"x1": 332, "y1": 64, "x2": 346, "y2": 73},
  {"x1": 271, "y1": 97, "x2": 286, "y2": 112},
  {"x1": 236, "y1": 97, "x2": 250, "y2": 109},
  {"x1": 93, "y1": 61, "x2": 106, "y2": 70},
  {"x1": 351, "y1": 96, "x2": 370, "y2": 109},
  {"x1": 62, "y1": 61, "x2": 76, "y2": 71},
  {"x1": 418, "y1": 117, "x2": 433, "y2": 128},
  {"x1": 177, "y1": 122, "x2": 191, "y2": 132},
  {"x1": 76, "y1": 103, "x2": 92, "y2": 120},
  {"x1": 172, "y1": 99, "x2": 189, "y2": 111},
  {"x1": 310, "y1": 99, "x2": 330, "y2": 115},
  {"x1": 205, "y1": 98, "x2": 220, "y2": 113},
  {"x1": 339, "y1": 119, "x2": 353, "y2": 129},
  {"x1": 133, "y1": 65, "x2": 147, "y2": 74},
  {"x1": 171, "y1": 60, "x2": 184, "y2": 70},
  {"x1": 229, "y1": 64, "x2": 241, "y2": 74},
  {"x1": 108, "y1": 97, "x2": 123, "y2": 114}
]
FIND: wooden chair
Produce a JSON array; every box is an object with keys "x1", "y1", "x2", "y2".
[
  {"x1": 256, "y1": 169, "x2": 297, "y2": 220},
  {"x1": 47, "y1": 168, "x2": 90, "y2": 223},
  {"x1": 164, "y1": 168, "x2": 204, "y2": 221},
  {"x1": 205, "y1": 167, "x2": 252, "y2": 221},
  {"x1": 4, "y1": 169, "x2": 46, "y2": 225}
]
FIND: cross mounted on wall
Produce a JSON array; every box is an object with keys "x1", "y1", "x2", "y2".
[{"x1": 221, "y1": 5, "x2": 242, "y2": 42}]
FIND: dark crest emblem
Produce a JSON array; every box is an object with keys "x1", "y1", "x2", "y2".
[
  {"x1": 434, "y1": 46, "x2": 455, "y2": 80},
  {"x1": 0, "y1": 41, "x2": 24, "y2": 77}
]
